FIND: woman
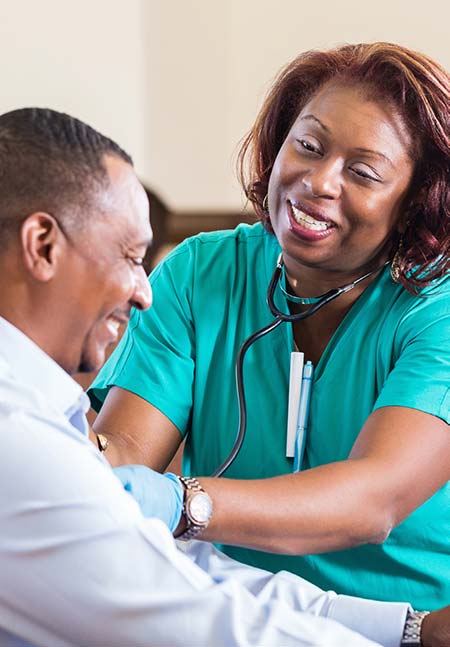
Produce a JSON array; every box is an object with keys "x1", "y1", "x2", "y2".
[{"x1": 90, "y1": 42, "x2": 450, "y2": 610}]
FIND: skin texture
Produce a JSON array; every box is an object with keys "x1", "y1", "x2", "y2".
[
  {"x1": 93, "y1": 85, "x2": 450, "y2": 554},
  {"x1": 0, "y1": 155, "x2": 152, "y2": 376},
  {"x1": 421, "y1": 606, "x2": 450, "y2": 646}
]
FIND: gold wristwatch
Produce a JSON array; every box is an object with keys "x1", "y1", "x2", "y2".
[{"x1": 176, "y1": 476, "x2": 213, "y2": 541}]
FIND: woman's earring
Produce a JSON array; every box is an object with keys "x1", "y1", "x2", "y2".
[
  {"x1": 262, "y1": 195, "x2": 269, "y2": 213},
  {"x1": 390, "y1": 236, "x2": 404, "y2": 283}
]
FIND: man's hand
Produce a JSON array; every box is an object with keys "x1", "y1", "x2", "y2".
[
  {"x1": 421, "y1": 606, "x2": 450, "y2": 647},
  {"x1": 114, "y1": 465, "x2": 183, "y2": 533}
]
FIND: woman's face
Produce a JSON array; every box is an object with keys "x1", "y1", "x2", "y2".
[{"x1": 267, "y1": 82, "x2": 415, "y2": 279}]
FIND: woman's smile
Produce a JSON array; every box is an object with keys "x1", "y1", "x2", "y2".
[
  {"x1": 268, "y1": 82, "x2": 415, "y2": 278},
  {"x1": 287, "y1": 199, "x2": 336, "y2": 241}
]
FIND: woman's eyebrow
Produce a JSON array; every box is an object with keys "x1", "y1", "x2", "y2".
[
  {"x1": 299, "y1": 114, "x2": 330, "y2": 132},
  {"x1": 354, "y1": 147, "x2": 394, "y2": 167}
]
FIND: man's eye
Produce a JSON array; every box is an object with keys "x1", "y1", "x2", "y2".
[{"x1": 129, "y1": 257, "x2": 144, "y2": 266}]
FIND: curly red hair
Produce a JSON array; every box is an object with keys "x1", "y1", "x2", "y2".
[{"x1": 237, "y1": 42, "x2": 449, "y2": 291}]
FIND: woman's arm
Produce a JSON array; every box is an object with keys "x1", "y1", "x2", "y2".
[
  {"x1": 198, "y1": 406, "x2": 450, "y2": 554},
  {"x1": 93, "y1": 386, "x2": 182, "y2": 470}
]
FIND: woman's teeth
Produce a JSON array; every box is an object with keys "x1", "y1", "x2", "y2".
[{"x1": 291, "y1": 205, "x2": 333, "y2": 231}]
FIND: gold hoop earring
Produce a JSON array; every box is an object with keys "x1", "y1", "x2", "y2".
[
  {"x1": 262, "y1": 195, "x2": 269, "y2": 213},
  {"x1": 390, "y1": 236, "x2": 404, "y2": 283}
]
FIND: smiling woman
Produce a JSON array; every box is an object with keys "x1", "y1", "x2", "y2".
[
  {"x1": 267, "y1": 83, "x2": 415, "y2": 296},
  {"x1": 90, "y1": 42, "x2": 450, "y2": 611}
]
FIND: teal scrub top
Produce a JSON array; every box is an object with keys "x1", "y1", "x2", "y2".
[{"x1": 90, "y1": 223, "x2": 450, "y2": 610}]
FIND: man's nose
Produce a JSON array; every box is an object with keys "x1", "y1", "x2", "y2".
[
  {"x1": 131, "y1": 268, "x2": 152, "y2": 311},
  {"x1": 302, "y1": 158, "x2": 342, "y2": 199}
]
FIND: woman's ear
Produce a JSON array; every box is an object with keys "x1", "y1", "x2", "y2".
[{"x1": 20, "y1": 212, "x2": 64, "y2": 282}]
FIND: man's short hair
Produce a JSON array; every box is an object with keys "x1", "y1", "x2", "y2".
[{"x1": 0, "y1": 107, "x2": 133, "y2": 241}]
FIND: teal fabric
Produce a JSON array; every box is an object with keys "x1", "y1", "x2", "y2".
[{"x1": 90, "y1": 222, "x2": 450, "y2": 610}]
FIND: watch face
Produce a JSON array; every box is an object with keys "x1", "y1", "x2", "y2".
[{"x1": 188, "y1": 492, "x2": 213, "y2": 524}]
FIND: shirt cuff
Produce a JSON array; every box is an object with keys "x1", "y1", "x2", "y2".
[{"x1": 328, "y1": 595, "x2": 410, "y2": 647}]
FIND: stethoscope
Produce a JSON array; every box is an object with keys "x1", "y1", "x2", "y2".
[{"x1": 211, "y1": 254, "x2": 389, "y2": 477}]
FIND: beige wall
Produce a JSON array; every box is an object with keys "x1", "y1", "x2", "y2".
[
  {"x1": 0, "y1": 0, "x2": 149, "y2": 179},
  {"x1": 1, "y1": 0, "x2": 448, "y2": 211},
  {"x1": 147, "y1": 0, "x2": 449, "y2": 210}
]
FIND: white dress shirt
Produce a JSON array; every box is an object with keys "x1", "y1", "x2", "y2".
[{"x1": 0, "y1": 317, "x2": 409, "y2": 647}]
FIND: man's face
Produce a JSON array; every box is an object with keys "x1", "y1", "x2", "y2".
[{"x1": 58, "y1": 155, "x2": 152, "y2": 374}]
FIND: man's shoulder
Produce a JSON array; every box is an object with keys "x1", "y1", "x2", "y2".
[
  {"x1": 0, "y1": 353, "x2": 78, "y2": 444},
  {"x1": 0, "y1": 353, "x2": 40, "y2": 414}
]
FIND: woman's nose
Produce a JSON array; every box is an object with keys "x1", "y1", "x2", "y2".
[{"x1": 302, "y1": 158, "x2": 342, "y2": 199}]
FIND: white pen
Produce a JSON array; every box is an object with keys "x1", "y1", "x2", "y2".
[
  {"x1": 293, "y1": 360, "x2": 314, "y2": 472},
  {"x1": 286, "y1": 351, "x2": 304, "y2": 457}
]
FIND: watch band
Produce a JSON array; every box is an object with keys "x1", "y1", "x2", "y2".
[
  {"x1": 176, "y1": 476, "x2": 213, "y2": 541},
  {"x1": 401, "y1": 609, "x2": 430, "y2": 646}
]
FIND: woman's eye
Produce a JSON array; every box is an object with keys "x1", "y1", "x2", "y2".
[
  {"x1": 350, "y1": 165, "x2": 381, "y2": 183},
  {"x1": 298, "y1": 139, "x2": 321, "y2": 154}
]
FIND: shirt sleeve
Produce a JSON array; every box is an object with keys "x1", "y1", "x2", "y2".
[
  {"x1": 0, "y1": 411, "x2": 383, "y2": 647},
  {"x1": 89, "y1": 244, "x2": 196, "y2": 435},
  {"x1": 374, "y1": 288, "x2": 450, "y2": 424},
  {"x1": 181, "y1": 541, "x2": 409, "y2": 647}
]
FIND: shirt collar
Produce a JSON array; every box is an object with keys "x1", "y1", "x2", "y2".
[{"x1": 0, "y1": 317, "x2": 90, "y2": 423}]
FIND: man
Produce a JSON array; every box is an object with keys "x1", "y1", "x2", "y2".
[{"x1": 0, "y1": 107, "x2": 448, "y2": 647}]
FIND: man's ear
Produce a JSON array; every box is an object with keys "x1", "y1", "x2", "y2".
[{"x1": 20, "y1": 212, "x2": 64, "y2": 282}]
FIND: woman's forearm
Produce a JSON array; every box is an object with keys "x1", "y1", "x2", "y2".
[
  {"x1": 198, "y1": 459, "x2": 394, "y2": 554},
  {"x1": 197, "y1": 408, "x2": 450, "y2": 554}
]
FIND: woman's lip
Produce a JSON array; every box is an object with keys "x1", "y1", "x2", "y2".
[
  {"x1": 287, "y1": 202, "x2": 336, "y2": 242},
  {"x1": 288, "y1": 199, "x2": 335, "y2": 224}
]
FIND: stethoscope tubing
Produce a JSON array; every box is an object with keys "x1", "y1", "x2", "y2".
[
  {"x1": 210, "y1": 316, "x2": 284, "y2": 477},
  {"x1": 211, "y1": 257, "x2": 388, "y2": 477}
]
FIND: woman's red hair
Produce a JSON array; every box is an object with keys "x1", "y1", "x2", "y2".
[{"x1": 238, "y1": 42, "x2": 449, "y2": 291}]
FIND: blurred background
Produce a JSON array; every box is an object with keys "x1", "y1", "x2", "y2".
[{"x1": 1, "y1": 0, "x2": 448, "y2": 237}]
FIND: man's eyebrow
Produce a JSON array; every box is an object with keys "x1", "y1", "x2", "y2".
[
  {"x1": 125, "y1": 234, "x2": 152, "y2": 249},
  {"x1": 299, "y1": 114, "x2": 394, "y2": 166}
]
